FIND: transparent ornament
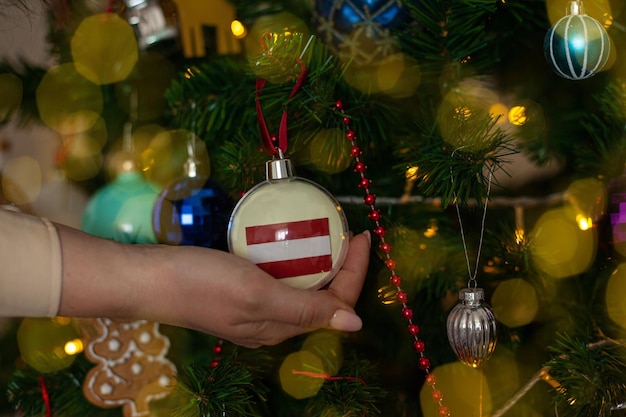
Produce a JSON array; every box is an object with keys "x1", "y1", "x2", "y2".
[
  {"x1": 228, "y1": 154, "x2": 349, "y2": 290},
  {"x1": 446, "y1": 287, "x2": 497, "y2": 368}
]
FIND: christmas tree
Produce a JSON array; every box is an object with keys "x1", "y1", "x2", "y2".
[{"x1": 2, "y1": 0, "x2": 626, "y2": 416}]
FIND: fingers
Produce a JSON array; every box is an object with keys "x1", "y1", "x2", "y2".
[{"x1": 327, "y1": 230, "x2": 371, "y2": 307}]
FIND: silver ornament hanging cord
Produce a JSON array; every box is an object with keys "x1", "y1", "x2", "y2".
[{"x1": 450, "y1": 150, "x2": 494, "y2": 288}]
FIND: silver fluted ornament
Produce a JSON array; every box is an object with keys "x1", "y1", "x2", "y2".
[{"x1": 446, "y1": 287, "x2": 497, "y2": 368}]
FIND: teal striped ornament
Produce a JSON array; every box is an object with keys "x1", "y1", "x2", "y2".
[{"x1": 543, "y1": 1, "x2": 610, "y2": 80}]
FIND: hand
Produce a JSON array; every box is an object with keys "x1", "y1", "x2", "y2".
[{"x1": 58, "y1": 225, "x2": 371, "y2": 348}]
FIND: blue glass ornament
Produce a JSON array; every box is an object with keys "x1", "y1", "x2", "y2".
[
  {"x1": 313, "y1": 0, "x2": 408, "y2": 65},
  {"x1": 544, "y1": 0, "x2": 610, "y2": 80},
  {"x1": 152, "y1": 175, "x2": 233, "y2": 249},
  {"x1": 81, "y1": 170, "x2": 160, "y2": 244}
]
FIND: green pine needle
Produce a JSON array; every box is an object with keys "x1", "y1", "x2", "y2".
[
  {"x1": 172, "y1": 353, "x2": 268, "y2": 417},
  {"x1": 545, "y1": 334, "x2": 626, "y2": 417}
]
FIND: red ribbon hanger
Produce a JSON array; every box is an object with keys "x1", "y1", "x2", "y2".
[{"x1": 255, "y1": 56, "x2": 308, "y2": 156}]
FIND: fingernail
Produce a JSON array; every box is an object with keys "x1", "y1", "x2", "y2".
[
  {"x1": 329, "y1": 310, "x2": 362, "y2": 332},
  {"x1": 363, "y1": 230, "x2": 371, "y2": 246}
]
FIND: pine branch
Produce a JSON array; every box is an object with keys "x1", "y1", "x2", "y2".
[
  {"x1": 545, "y1": 335, "x2": 626, "y2": 417},
  {"x1": 303, "y1": 356, "x2": 387, "y2": 417},
  {"x1": 7, "y1": 355, "x2": 118, "y2": 417},
  {"x1": 396, "y1": 112, "x2": 516, "y2": 207},
  {"x1": 172, "y1": 352, "x2": 268, "y2": 417}
]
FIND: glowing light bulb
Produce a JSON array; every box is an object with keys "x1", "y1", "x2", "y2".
[{"x1": 231, "y1": 20, "x2": 246, "y2": 38}]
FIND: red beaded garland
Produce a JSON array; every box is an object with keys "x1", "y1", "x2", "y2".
[
  {"x1": 384, "y1": 258, "x2": 396, "y2": 270},
  {"x1": 418, "y1": 357, "x2": 431, "y2": 370},
  {"x1": 425, "y1": 373, "x2": 436, "y2": 385},
  {"x1": 354, "y1": 161, "x2": 367, "y2": 173},
  {"x1": 350, "y1": 145, "x2": 363, "y2": 157},
  {"x1": 432, "y1": 389, "x2": 443, "y2": 401},
  {"x1": 413, "y1": 340, "x2": 426, "y2": 352},
  {"x1": 368, "y1": 209, "x2": 381, "y2": 221},
  {"x1": 390, "y1": 274, "x2": 401, "y2": 286},
  {"x1": 338, "y1": 99, "x2": 449, "y2": 415},
  {"x1": 358, "y1": 177, "x2": 372, "y2": 189},
  {"x1": 379, "y1": 242, "x2": 392, "y2": 253}
]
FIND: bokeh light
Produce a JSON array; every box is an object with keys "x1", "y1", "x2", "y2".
[
  {"x1": 1, "y1": 156, "x2": 41, "y2": 205},
  {"x1": 231, "y1": 20, "x2": 246, "y2": 38},
  {"x1": 605, "y1": 263, "x2": 626, "y2": 333},
  {"x1": 508, "y1": 105, "x2": 528, "y2": 126},
  {"x1": 301, "y1": 330, "x2": 343, "y2": 376},
  {"x1": 529, "y1": 207, "x2": 596, "y2": 279},
  {"x1": 0, "y1": 73, "x2": 22, "y2": 120},
  {"x1": 140, "y1": 129, "x2": 210, "y2": 187},
  {"x1": 306, "y1": 128, "x2": 352, "y2": 174},
  {"x1": 342, "y1": 53, "x2": 421, "y2": 97},
  {"x1": 566, "y1": 177, "x2": 607, "y2": 230},
  {"x1": 377, "y1": 225, "x2": 447, "y2": 281},
  {"x1": 279, "y1": 350, "x2": 325, "y2": 399},
  {"x1": 245, "y1": 12, "x2": 310, "y2": 81},
  {"x1": 545, "y1": 0, "x2": 612, "y2": 27},
  {"x1": 17, "y1": 317, "x2": 80, "y2": 373},
  {"x1": 71, "y1": 13, "x2": 139, "y2": 85},
  {"x1": 419, "y1": 361, "x2": 493, "y2": 416},
  {"x1": 491, "y1": 278, "x2": 539, "y2": 328},
  {"x1": 437, "y1": 77, "x2": 501, "y2": 151},
  {"x1": 36, "y1": 63, "x2": 103, "y2": 135},
  {"x1": 57, "y1": 117, "x2": 107, "y2": 181}
]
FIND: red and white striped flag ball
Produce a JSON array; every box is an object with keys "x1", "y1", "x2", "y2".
[{"x1": 228, "y1": 177, "x2": 349, "y2": 290}]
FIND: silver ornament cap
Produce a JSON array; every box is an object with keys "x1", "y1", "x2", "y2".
[{"x1": 446, "y1": 287, "x2": 497, "y2": 368}]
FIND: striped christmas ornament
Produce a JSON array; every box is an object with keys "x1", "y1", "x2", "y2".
[
  {"x1": 228, "y1": 157, "x2": 349, "y2": 290},
  {"x1": 543, "y1": 0, "x2": 610, "y2": 80}
]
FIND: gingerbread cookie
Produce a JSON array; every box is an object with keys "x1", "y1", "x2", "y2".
[{"x1": 82, "y1": 318, "x2": 176, "y2": 417}]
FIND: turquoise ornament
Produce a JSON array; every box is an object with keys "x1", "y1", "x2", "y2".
[
  {"x1": 81, "y1": 170, "x2": 160, "y2": 244},
  {"x1": 544, "y1": 0, "x2": 610, "y2": 80}
]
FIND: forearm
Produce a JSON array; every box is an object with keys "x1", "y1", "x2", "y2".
[
  {"x1": 0, "y1": 208, "x2": 62, "y2": 317},
  {"x1": 56, "y1": 223, "x2": 165, "y2": 320}
]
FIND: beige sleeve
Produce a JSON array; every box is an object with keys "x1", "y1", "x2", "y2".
[{"x1": 0, "y1": 207, "x2": 62, "y2": 317}]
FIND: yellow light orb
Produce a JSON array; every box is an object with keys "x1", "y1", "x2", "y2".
[
  {"x1": 491, "y1": 278, "x2": 539, "y2": 328},
  {"x1": 508, "y1": 105, "x2": 528, "y2": 126},
  {"x1": 140, "y1": 129, "x2": 210, "y2": 186},
  {"x1": 36, "y1": 63, "x2": 103, "y2": 135},
  {"x1": 2, "y1": 156, "x2": 41, "y2": 205},
  {"x1": 419, "y1": 362, "x2": 493, "y2": 416},
  {"x1": 380, "y1": 226, "x2": 447, "y2": 280},
  {"x1": 605, "y1": 263, "x2": 626, "y2": 331},
  {"x1": 17, "y1": 318, "x2": 80, "y2": 373},
  {"x1": 566, "y1": 177, "x2": 607, "y2": 229},
  {"x1": 64, "y1": 338, "x2": 84, "y2": 355},
  {"x1": 489, "y1": 103, "x2": 508, "y2": 124},
  {"x1": 437, "y1": 77, "x2": 500, "y2": 151},
  {"x1": 279, "y1": 350, "x2": 325, "y2": 399},
  {"x1": 306, "y1": 128, "x2": 352, "y2": 174},
  {"x1": 0, "y1": 73, "x2": 22, "y2": 120},
  {"x1": 231, "y1": 20, "x2": 246, "y2": 38},
  {"x1": 71, "y1": 13, "x2": 139, "y2": 85},
  {"x1": 58, "y1": 132, "x2": 104, "y2": 181},
  {"x1": 301, "y1": 330, "x2": 343, "y2": 376},
  {"x1": 529, "y1": 207, "x2": 596, "y2": 279}
]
